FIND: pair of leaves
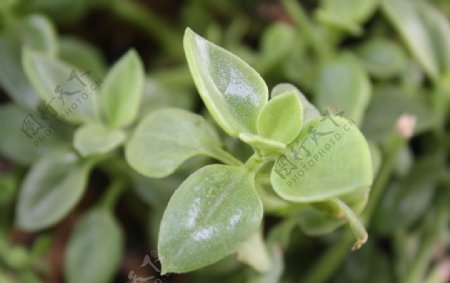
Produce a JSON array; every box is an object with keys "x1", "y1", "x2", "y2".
[
  {"x1": 185, "y1": 28, "x2": 304, "y2": 149},
  {"x1": 23, "y1": 47, "x2": 144, "y2": 156}
]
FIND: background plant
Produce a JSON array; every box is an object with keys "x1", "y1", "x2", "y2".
[{"x1": 0, "y1": 0, "x2": 449, "y2": 283}]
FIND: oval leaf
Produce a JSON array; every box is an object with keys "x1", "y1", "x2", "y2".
[
  {"x1": 314, "y1": 55, "x2": 371, "y2": 126},
  {"x1": 0, "y1": 15, "x2": 57, "y2": 108},
  {"x1": 74, "y1": 123, "x2": 126, "y2": 157},
  {"x1": 271, "y1": 116, "x2": 373, "y2": 202},
  {"x1": 158, "y1": 164, "x2": 263, "y2": 274},
  {"x1": 15, "y1": 151, "x2": 91, "y2": 231},
  {"x1": 22, "y1": 49, "x2": 98, "y2": 124},
  {"x1": 65, "y1": 209, "x2": 123, "y2": 283},
  {"x1": 381, "y1": 0, "x2": 439, "y2": 79},
  {"x1": 257, "y1": 91, "x2": 303, "y2": 145},
  {"x1": 100, "y1": 49, "x2": 144, "y2": 128},
  {"x1": 184, "y1": 28, "x2": 268, "y2": 137},
  {"x1": 126, "y1": 108, "x2": 240, "y2": 178},
  {"x1": 271, "y1": 83, "x2": 321, "y2": 124}
]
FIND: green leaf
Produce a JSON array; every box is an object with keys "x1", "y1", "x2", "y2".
[
  {"x1": 100, "y1": 50, "x2": 144, "y2": 128},
  {"x1": 257, "y1": 91, "x2": 303, "y2": 145},
  {"x1": 271, "y1": 116, "x2": 373, "y2": 202},
  {"x1": 0, "y1": 104, "x2": 66, "y2": 165},
  {"x1": 258, "y1": 23, "x2": 295, "y2": 74},
  {"x1": 362, "y1": 86, "x2": 436, "y2": 142},
  {"x1": 381, "y1": 0, "x2": 439, "y2": 79},
  {"x1": 0, "y1": 14, "x2": 57, "y2": 108},
  {"x1": 74, "y1": 123, "x2": 126, "y2": 157},
  {"x1": 159, "y1": 164, "x2": 263, "y2": 274},
  {"x1": 314, "y1": 55, "x2": 371, "y2": 126},
  {"x1": 316, "y1": 0, "x2": 377, "y2": 35},
  {"x1": 184, "y1": 28, "x2": 268, "y2": 137},
  {"x1": 354, "y1": 37, "x2": 408, "y2": 79},
  {"x1": 126, "y1": 108, "x2": 241, "y2": 178},
  {"x1": 65, "y1": 209, "x2": 123, "y2": 283},
  {"x1": 271, "y1": 83, "x2": 321, "y2": 124},
  {"x1": 15, "y1": 151, "x2": 91, "y2": 231},
  {"x1": 22, "y1": 49, "x2": 99, "y2": 124},
  {"x1": 59, "y1": 36, "x2": 106, "y2": 79}
]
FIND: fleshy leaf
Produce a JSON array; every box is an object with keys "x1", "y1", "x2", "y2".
[
  {"x1": 271, "y1": 115, "x2": 372, "y2": 202},
  {"x1": 15, "y1": 151, "x2": 92, "y2": 231},
  {"x1": 184, "y1": 28, "x2": 268, "y2": 137},
  {"x1": 314, "y1": 55, "x2": 371, "y2": 126},
  {"x1": 126, "y1": 108, "x2": 240, "y2": 178},
  {"x1": 22, "y1": 49, "x2": 98, "y2": 124},
  {"x1": 271, "y1": 83, "x2": 321, "y2": 124},
  {"x1": 100, "y1": 50, "x2": 144, "y2": 128},
  {"x1": 158, "y1": 164, "x2": 263, "y2": 274},
  {"x1": 257, "y1": 91, "x2": 303, "y2": 145},
  {"x1": 74, "y1": 123, "x2": 126, "y2": 157},
  {"x1": 381, "y1": 0, "x2": 439, "y2": 79},
  {"x1": 0, "y1": 14, "x2": 57, "y2": 108},
  {"x1": 316, "y1": 0, "x2": 377, "y2": 35},
  {"x1": 65, "y1": 209, "x2": 123, "y2": 283}
]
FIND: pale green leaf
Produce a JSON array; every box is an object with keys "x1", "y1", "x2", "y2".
[
  {"x1": 271, "y1": 83, "x2": 321, "y2": 124},
  {"x1": 74, "y1": 123, "x2": 126, "y2": 157},
  {"x1": 0, "y1": 104, "x2": 66, "y2": 165},
  {"x1": 100, "y1": 50, "x2": 144, "y2": 128},
  {"x1": 22, "y1": 49, "x2": 98, "y2": 124},
  {"x1": 59, "y1": 36, "x2": 106, "y2": 79},
  {"x1": 184, "y1": 28, "x2": 268, "y2": 137},
  {"x1": 381, "y1": 0, "x2": 439, "y2": 79},
  {"x1": 314, "y1": 55, "x2": 371, "y2": 126},
  {"x1": 271, "y1": 116, "x2": 373, "y2": 202},
  {"x1": 0, "y1": 14, "x2": 57, "y2": 108},
  {"x1": 159, "y1": 164, "x2": 263, "y2": 274},
  {"x1": 126, "y1": 108, "x2": 240, "y2": 178},
  {"x1": 65, "y1": 209, "x2": 123, "y2": 283},
  {"x1": 15, "y1": 151, "x2": 91, "y2": 231},
  {"x1": 354, "y1": 37, "x2": 408, "y2": 79},
  {"x1": 257, "y1": 91, "x2": 303, "y2": 145},
  {"x1": 317, "y1": 0, "x2": 377, "y2": 35}
]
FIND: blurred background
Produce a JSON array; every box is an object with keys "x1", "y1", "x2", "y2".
[{"x1": 0, "y1": 0, "x2": 449, "y2": 283}]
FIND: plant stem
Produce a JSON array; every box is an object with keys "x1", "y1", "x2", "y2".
[
  {"x1": 302, "y1": 230, "x2": 354, "y2": 283},
  {"x1": 363, "y1": 133, "x2": 406, "y2": 221},
  {"x1": 100, "y1": 179, "x2": 127, "y2": 211},
  {"x1": 106, "y1": 0, "x2": 183, "y2": 60},
  {"x1": 209, "y1": 147, "x2": 243, "y2": 166}
]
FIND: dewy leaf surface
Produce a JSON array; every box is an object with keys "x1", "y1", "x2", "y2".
[
  {"x1": 184, "y1": 28, "x2": 268, "y2": 137},
  {"x1": 126, "y1": 108, "x2": 240, "y2": 178},
  {"x1": 158, "y1": 164, "x2": 263, "y2": 274},
  {"x1": 271, "y1": 116, "x2": 372, "y2": 202}
]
